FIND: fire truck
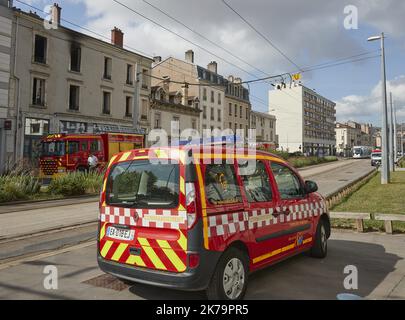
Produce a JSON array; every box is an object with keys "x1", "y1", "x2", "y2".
[{"x1": 39, "y1": 133, "x2": 144, "y2": 178}]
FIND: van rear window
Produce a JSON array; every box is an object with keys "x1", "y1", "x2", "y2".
[{"x1": 106, "y1": 160, "x2": 179, "y2": 209}]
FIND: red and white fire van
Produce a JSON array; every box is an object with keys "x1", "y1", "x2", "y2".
[{"x1": 97, "y1": 145, "x2": 330, "y2": 300}]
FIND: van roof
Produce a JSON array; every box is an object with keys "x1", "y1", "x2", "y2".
[{"x1": 108, "y1": 146, "x2": 287, "y2": 167}]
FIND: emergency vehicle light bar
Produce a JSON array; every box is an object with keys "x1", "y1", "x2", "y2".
[{"x1": 172, "y1": 135, "x2": 243, "y2": 147}]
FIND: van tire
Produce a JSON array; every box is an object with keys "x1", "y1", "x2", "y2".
[
  {"x1": 206, "y1": 247, "x2": 248, "y2": 300},
  {"x1": 310, "y1": 218, "x2": 328, "y2": 259}
]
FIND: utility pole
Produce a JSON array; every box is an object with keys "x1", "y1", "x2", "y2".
[
  {"x1": 389, "y1": 92, "x2": 395, "y2": 172},
  {"x1": 133, "y1": 63, "x2": 140, "y2": 132},
  {"x1": 368, "y1": 32, "x2": 390, "y2": 184}
]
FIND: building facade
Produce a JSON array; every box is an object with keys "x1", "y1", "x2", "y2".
[
  {"x1": 0, "y1": 0, "x2": 13, "y2": 173},
  {"x1": 0, "y1": 2, "x2": 153, "y2": 171},
  {"x1": 269, "y1": 85, "x2": 336, "y2": 156},
  {"x1": 150, "y1": 81, "x2": 201, "y2": 143},
  {"x1": 223, "y1": 76, "x2": 251, "y2": 138},
  {"x1": 152, "y1": 51, "x2": 228, "y2": 135},
  {"x1": 335, "y1": 121, "x2": 374, "y2": 157},
  {"x1": 250, "y1": 111, "x2": 277, "y2": 148}
]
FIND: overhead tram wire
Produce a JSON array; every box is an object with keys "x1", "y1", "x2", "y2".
[
  {"x1": 13, "y1": 0, "x2": 281, "y2": 89},
  {"x1": 111, "y1": 0, "x2": 271, "y2": 82},
  {"x1": 17, "y1": 0, "x2": 380, "y2": 86},
  {"x1": 221, "y1": 0, "x2": 304, "y2": 73},
  {"x1": 112, "y1": 0, "x2": 300, "y2": 98},
  {"x1": 16, "y1": 0, "x2": 382, "y2": 109},
  {"x1": 141, "y1": 0, "x2": 316, "y2": 102},
  {"x1": 147, "y1": 53, "x2": 380, "y2": 88},
  {"x1": 241, "y1": 54, "x2": 381, "y2": 85},
  {"x1": 300, "y1": 50, "x2": 381, "y2": 71},
  {"x1": 141, "y1": 0, "x2": 272, "y2": 79}
]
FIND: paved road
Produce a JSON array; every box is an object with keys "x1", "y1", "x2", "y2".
[
  {"x1": 0, "y1": 229, "x2": 404, "y2": 300},
  {"x1": 300, "y1": 159, "x2": 375, "y2": 197},
  {"x1": 0, "y1": 159, "x2": 373, "y2": 241}
]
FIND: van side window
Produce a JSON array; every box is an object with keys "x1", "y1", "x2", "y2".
[
  {"x1": 239, "y1": 161, "x2": 272, "y2": 203},
  {"x1": 205, "y1": 164, "x2": 242, "y2": 205},
  {"x1": 271, "y1": 163, "x2": 305, "y2": 199}
]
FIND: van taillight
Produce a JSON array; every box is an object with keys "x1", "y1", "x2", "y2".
[
  {"x1": 186, "y1": 182, "x2": 197, "y2": 230},
  {"x1": 189, "y1": 253, "x2": 200, "y2": 269}
]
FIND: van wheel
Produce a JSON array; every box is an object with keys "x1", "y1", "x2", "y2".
[
  {"x1": 206, "y1": 248, "x2": 248, "y2": 300},
  {"x1": 310, "y1": 219, "x2": 328, "y2": 259}
]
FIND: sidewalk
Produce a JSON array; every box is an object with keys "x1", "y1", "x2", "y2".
[
  {"x1": 0, "y1": 196, "x2": 99, "y2": 215},
  {"x1": 0, "y1": 202, "x2": 98, "y2": 240}
]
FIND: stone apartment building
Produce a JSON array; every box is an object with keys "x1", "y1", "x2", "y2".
[
  {"x1": 0, "y1": 1, "x2": 153, "y2": 171},
  {"x1": 250, "y1": 111, "x2": 277, "y2": 148},
  {"x1": 269, "y1": 84, "x2": 336, "y2": 156},
  {"x1": 150, "y1": 80, "x2": 201, "y2": 143},
  {"x1": 223, "y1": 76, "x2": 251, "y2": 138},
  {"x1": 152, "y1": 50, "x2": 228, "y2": 135},
  {"x1": 0, "y1": 0, "x2": 13, "y2": 173}
]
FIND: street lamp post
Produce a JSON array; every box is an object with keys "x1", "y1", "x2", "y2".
[{"x1": 368, "y1": 33, "x2": 390, "y2": 184}]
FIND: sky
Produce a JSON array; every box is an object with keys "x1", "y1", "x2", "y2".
[{"x1": 18, "y1": 0, "x2": 405, "y2": 127}]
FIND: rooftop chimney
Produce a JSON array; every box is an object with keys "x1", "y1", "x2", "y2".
[
  {"x1": 111, "y1": 27, "x2": 124, "y2": 48},
  {"x1": 181, "y1": 83, "x2": 189, "y2": 106},
  {"x1": 207, "y1": 61, "x2": 217, "y2": 74},
  {"x1": 51, "y1": 3, "x2": 61, "y2": 26},
  {"x1": 185, "y1": 50, "x2": 194, "y2": 64}
]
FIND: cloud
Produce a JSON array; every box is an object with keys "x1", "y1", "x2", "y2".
[{"x1": 337, "y1": 75, "x2": 405, "y2": 124}]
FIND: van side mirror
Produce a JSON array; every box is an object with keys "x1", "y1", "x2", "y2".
[{"x1": 305, "y1": 181, "x2": 318, "y2": 194}]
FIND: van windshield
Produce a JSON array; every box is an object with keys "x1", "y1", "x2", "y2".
[{"x1": 106, "y1": 160, "x2": 179, "y2": 209}]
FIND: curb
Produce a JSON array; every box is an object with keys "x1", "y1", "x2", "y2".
[
  {"x1": 0, "y1": 194, "x2": 99, "y2": 207},
  {"x1": 325, "y1": 168, "x2": 378, "y2": 210}
]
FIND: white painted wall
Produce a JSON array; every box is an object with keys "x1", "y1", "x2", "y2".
[{"x1": 269, "y1": 86, "x2": 303, "y2": 152}]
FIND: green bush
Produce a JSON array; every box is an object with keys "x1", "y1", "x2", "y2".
[
  {"x1": 48, "y1": 172, "x2": 104, "y2": 196},
  {"x1": 0, "y1": 174, "x2": 41, "y2": 203},
  {"x1": 289, "y1": 156, "x2": 337, "y2": 168},
  {"x1": 83, "y1": 171, "x2": 104, "y2": 194}
]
